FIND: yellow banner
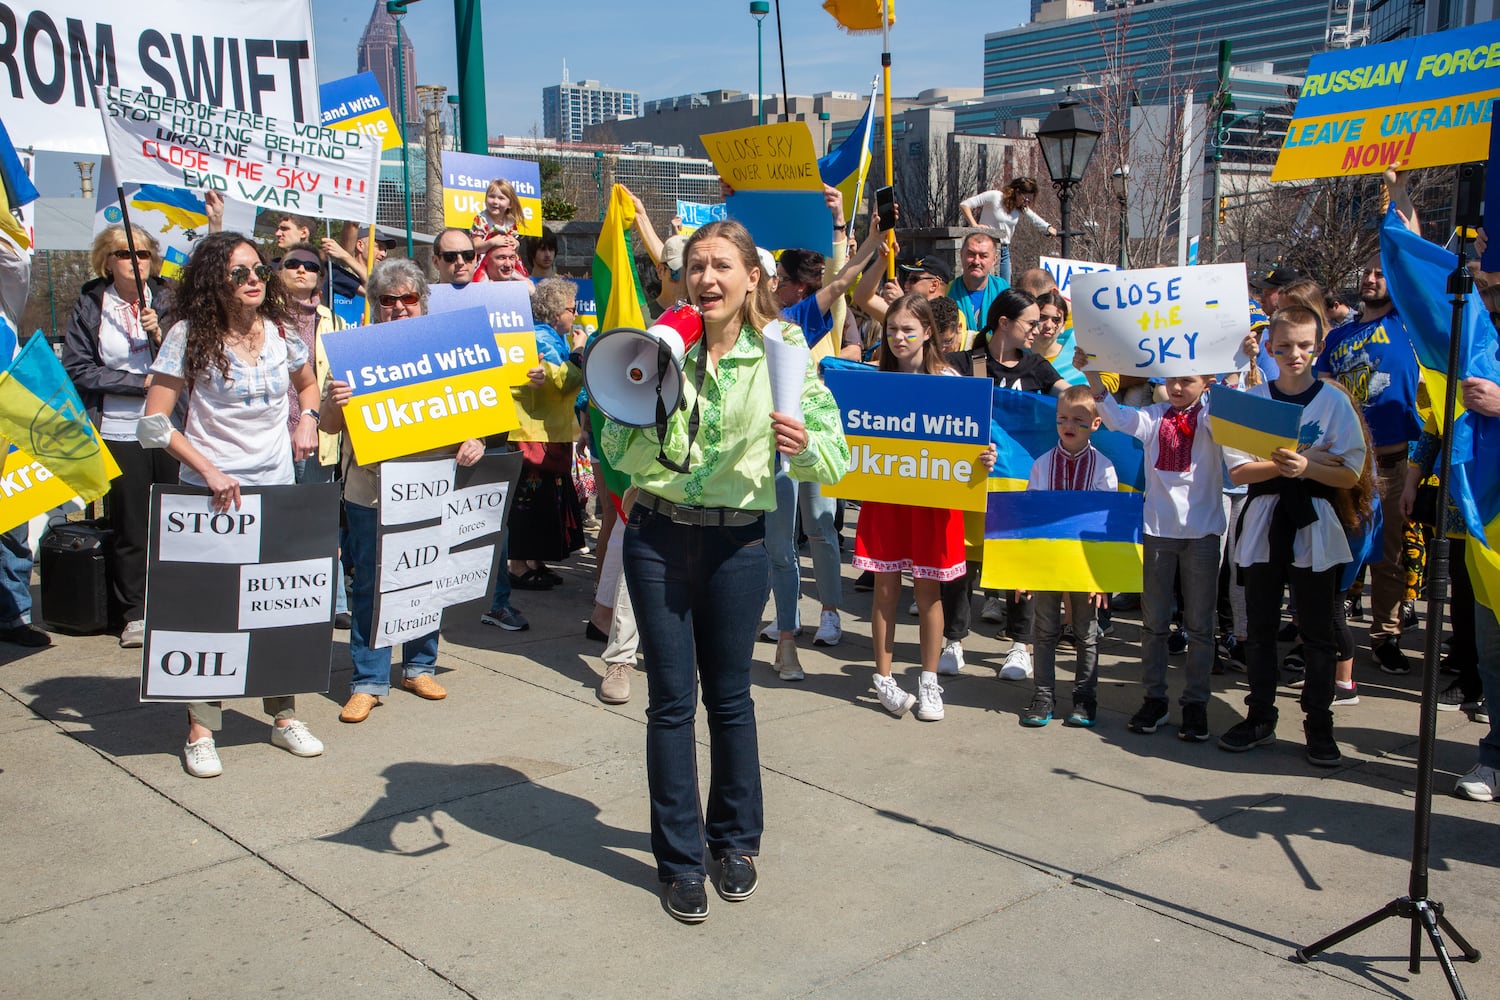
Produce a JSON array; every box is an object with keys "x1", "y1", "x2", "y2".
[
  {"x1": 342, "y1": 367, "x2": 521, "y2": 466},
  {"x1": 824, "y1": 436, "x2": 990, "y2": 512},
  {"x1": 702, "y1": 122, "x2": 823, "y2": 192}
]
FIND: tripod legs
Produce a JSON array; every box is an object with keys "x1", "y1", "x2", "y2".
[{"x1": 1294, "y1": 896, "x2": 1479, "y2": 999}]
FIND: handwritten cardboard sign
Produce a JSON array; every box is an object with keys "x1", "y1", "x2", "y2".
[
  {"x1": 1039, "y1": 255, "x2": 1117, "y2": 301},
  {"x1": 320, "y1": 307, "x2": 523, "y2": 465},
  {"x1": 98, "y1": 85, "x2": 380, "y2": 221},
  {"x1": 440, "y1": 151, "x2": 543, "y2": 237},
  {"x1": 822, "y1": 368, "x2": 992, "y2": 512},
  {"x1": 319, "y1": 72, "x2": 402, "y2": 151},
  {"x1": 1071, "y1": 263, "x2": 1252, "y2": 377},
  {"x1": 702, "y1": 121, "x2": 831, "y2": 254},
  {"x1": 677, "y1": 200, "x2": 728, "y2": 227},
  {"x1": 1271, "y1": 19, "x2": 1500, "y2": 181}
]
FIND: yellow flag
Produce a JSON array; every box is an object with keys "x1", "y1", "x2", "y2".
[{"x1": 823, "y1": 0, "x2": 894, "y2": 33}]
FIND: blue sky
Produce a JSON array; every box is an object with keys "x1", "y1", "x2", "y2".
[{"x1": 314, "y1": 0, "x2": 1025, "y2": 135}]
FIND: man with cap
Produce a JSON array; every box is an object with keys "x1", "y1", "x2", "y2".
[{"x1": 947, "y1": 231, "x2": 1008, "y2": 333}]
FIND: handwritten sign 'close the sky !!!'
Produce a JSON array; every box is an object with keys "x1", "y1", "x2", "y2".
[
  {"x1": 1070, "y1": 263, "x2": 1252, "y2": 377},
  {"x1": 98, "y1": 85, "x2": 381, "y2": 222}
]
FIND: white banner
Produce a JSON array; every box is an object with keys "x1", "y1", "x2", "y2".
[
  {"x1": 1070, "y1": 263, "x2": 1253, "y2": 377},
  {"x1": 1039, "y1": 255, "x2": 1116, "y2": 302},
  {"x1": 98, "y1": 84, "x2": 378, "y2": 221},
  {"x1": 0, "y1": 0, "x2": 318, "y2": 154},
  {"x1": 95, "y1": 159, "x2": 257, "y2": 280}
]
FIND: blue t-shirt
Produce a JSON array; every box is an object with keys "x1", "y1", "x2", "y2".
[
  {"x1": 1313, "y1": 307, "x2": 1421, "y2": 448},
  {"x1": 781, "y1": 294, "x2": 833, "y2": 349}
]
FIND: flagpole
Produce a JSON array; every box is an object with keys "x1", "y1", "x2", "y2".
[
  {"x1": 112, "y1": 188, "x2": 148, "y2": 306},
  {"x1": 881, "y1": 0, "x2": 894, "y2": 279}
]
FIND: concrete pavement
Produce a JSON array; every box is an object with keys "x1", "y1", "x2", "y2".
[{"x1": 1, "y1": 537, "x2": 1497, "y2": 999}]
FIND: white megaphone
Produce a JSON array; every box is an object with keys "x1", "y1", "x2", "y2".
[{"x1": 583, "y1": 303, "x2": 705, "y2": 427}]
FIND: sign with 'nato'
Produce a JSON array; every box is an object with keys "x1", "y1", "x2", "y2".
[
  {"x1": 320, "y1": 307, "x2": 523, "y2": 465},
  {"x1": 1070, "y1": 263, "x2": 1252, "y2": 377}
]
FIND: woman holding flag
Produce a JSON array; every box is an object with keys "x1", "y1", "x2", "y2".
[{"x1": 138, "y1": 231, "x2": 324, "y2": 778}]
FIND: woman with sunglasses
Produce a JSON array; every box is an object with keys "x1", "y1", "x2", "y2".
[
  {"x1": 62, "y1": 226, "x2": 178, "y2": 649},
  {"x1": 138, "y1": 231, "x2": 324, "y2": 778},
  {"x1": 319, "y1": 259, "x2": 486, "y2": 724}
]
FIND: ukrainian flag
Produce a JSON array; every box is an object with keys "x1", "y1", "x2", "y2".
[
  {"x1": 818, "y1": 94, "x2": 875, "y2": 216},
  {"x1": 588, "y1": 185, "x2": 649, "y2": 503},
  {"x1": 0, "y1": 326, "x2": 119, "y2": 504},
  {"x1": 987, "y1": 389, "x2": 1145, "y2": 493},
  {"x1": 1380, "y1": 205, "x2": 1500, "y2": 610},
  {"x1": 1207, "y1": 383, "x2": 1300, "y2": 460},
  {"x1": 0, "y1": 117, "x2": 38, "y2": 250},
  {"x1": 982, "y1": 490, "x2": 1145, "y2": 594},
  {"x1": 131, "y1": 185, "x2": 209, "y2": 232}
]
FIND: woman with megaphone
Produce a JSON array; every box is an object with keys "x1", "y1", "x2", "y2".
[{"x1": 600, "y1": 219, "x2": 849, "y2": 924}]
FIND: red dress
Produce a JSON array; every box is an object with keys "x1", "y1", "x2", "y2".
[{"x1": 853, "y1": 501, "x2": 967, "y2": 581}]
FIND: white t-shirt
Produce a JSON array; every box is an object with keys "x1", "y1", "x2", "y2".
[
  {"x1": 1225, "y1": 380, "x2": 1367, "y2": 572},
  {"x1": 960, "y1": 190, "x2": 1052, "y2": 243},
  {"x1": 151, "y1": 319, "x2": 308, "y2": 487},
  {"x1": 1097, "y1": 392, "x2": 1227, "y2": 540},
  {"x1": 98, "y1": 286, "x2": 155, "y2": 441}
]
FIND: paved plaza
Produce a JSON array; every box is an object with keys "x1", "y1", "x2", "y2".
[{"x1": 2, "y1": 538, "x2": 1497, "y2": 999}]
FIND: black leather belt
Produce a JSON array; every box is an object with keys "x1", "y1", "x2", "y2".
[
  {"x1": 1375, "y1": 449, "x2": 1407, "y2": 469},
  {"x1": 637, "y1": 492, "x2": 761, "y2": 527}
]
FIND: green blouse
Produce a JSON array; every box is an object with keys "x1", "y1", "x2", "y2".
[{"x1": 601, "y1": 321, "x2": 849, "y2": 511}]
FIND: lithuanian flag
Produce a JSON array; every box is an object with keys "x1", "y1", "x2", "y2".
[
  {"x1": 588, "y1": 185, "x2": 649, "y2": 505},
  {"x1": 981, "y1": 490, "x2": 1144, "y2": 594},
  {"x1": 0, "y1": 327, "x2": 120, "y2": 505}
]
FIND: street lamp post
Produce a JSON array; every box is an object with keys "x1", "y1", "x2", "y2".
[
  {"x1": 1111, "y1": 164, "x2": 1129, "y2": 269},
  {"x1": 1035, "y1": 97, "x2": 1101, "y2": 260},
  {"x1": 818, "y1": 111, "x2": 831, "y2": 155},
  {"x1": 751, "y1": 2, "x2": 769, "y2": 125},
  {"x1": 386, "y1": 0, "x2": 421, "y2": 258},
  {"x1": 446, "y1": 94, "x2": 461, "y2": 150}
]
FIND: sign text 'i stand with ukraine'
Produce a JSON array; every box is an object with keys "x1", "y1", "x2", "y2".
[
  {"x1": 822, "y1": 368, "x2": 992, "y2": 512},
  {"x1": 320, "y1": 307, "x2": 522, "y2": 465}
]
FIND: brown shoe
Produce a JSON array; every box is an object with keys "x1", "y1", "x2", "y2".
[
  {"x1": 402, "y1": 674, "x2": 447, "y2": 700},
  {"x1": 599, "y1": 661, "x2": 632, "y2": 704},
  {"x1": 340, "y1": 692, "x2": 380, "y2": 723}
]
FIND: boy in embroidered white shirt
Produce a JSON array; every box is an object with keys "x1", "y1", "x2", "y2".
[
  {"x1": 1075, "y1": 343, "x2": 1241, "y2": 742},
  {"x1": 1020, "y1": 385, "x2": 1118, "y2": 728}
]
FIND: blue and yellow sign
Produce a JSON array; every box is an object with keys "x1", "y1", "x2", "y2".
[
  {"x1": 822, "y1": 368, "x2": 992, "y2": 512},
  {"x1": 319, "y1": 72, "x2": 402, "y2": 151},
  {"x1": 981, "y1": 490, "x2": 1144, "y2": 594},
  {"x1": 320, "y1": 307, "x2": 523, "y2": 465},
  {"x1": 1272, "y1": 20, "x2": 1500, "y2": 181},
  {"x1": 440, "y1": 151, "x2": 543, "y2": 238},
  {"x1": 426, "y1": 282, "x2": 541, "y2": 387},
  {"x1": 568, "y1": 278, "x2": 598, "y2": 338}
]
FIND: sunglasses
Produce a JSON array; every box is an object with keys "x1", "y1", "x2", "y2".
[
  {"x1": 228, "y1": 264, "x2": 274, "y2": 286},
  {"x1": 281, "y1": 257, "x2": 322, "y2": 274},
  {"x1": 112, "y1": 249, "x2": 152, "y2": 261},
  {"x1": 378, "y1": 292, "x2": 421, "y2": 308},
  {"x1": 438, "y1": 249, "x2": 477, "y2": 263}
]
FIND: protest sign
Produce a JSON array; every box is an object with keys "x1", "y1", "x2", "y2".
[
  {"x1": 426, "y1": 282, "x2": 541, "y2": 386},
  {"x1": 1485, "y1": 112, "x2": 1499, "y2": 273},
  {"x1": 0, "y1": 1, "x2": 318, "y2": 155},
  {"x1": 140, "y1": 483, "x2": 339, "y2": 701},
  {"x1": 374, "y1": 450, "x2": 521, "y2": 648},
  {"x1": 702, "y1": 121, "x2": 831, "y2": 254},
  {"x1": 1070, "y1": 263, "x2": 1252, "y2": 377},
  {"x1": 568, "y1": 278, "x2": 598, "y2": 338},
  {"x1": 1271, "y1": 20, "x2": 1500, "y2": 182},
  {"x1": 319, "y1": 72, "x2": 402, "y2": 151},
  {"x1": 981, "y1": 490, "x2": 1144, "y2": 594},
  {"x1": 320, "y1": 307, "x2": 523, "y2": 465},
  {"x1": 94, "y1": 160, "x2": 256, "y2": 280},
  {"x1": 822, "y1": 368, "x2": 991, "y2": 512},
  {"x1": 1040, "y1": 255, "x2": 1117, "y2": 301},
  {"x1": 98, "y1": 85, "x2": 380, "y2": 222},
  {"x1": 677, "y1": 200, "x2": 727, "y2": 227},
  {"x1": 1208, "y1": 384, "x2": 1302, "y2": 460},
  {"x1": 440, "y1": 151, "x2": 543, "y2": 237}
]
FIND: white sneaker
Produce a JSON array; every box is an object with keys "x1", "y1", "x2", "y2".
[
  {"x1": 119, "y1": 619, "x2": 145, "y2": 649},
  {"x1": 980, "y1": 596, "x2": 1005, "y2": 624},
  {"x1": 915, "y1": 673, "x2": 945, "y2": 721},
  {"x1": 813, "y1": 610, "x2": 842, "y2": 646},
  {"x1": 761, "y1": 622, "x2": 797, "y2": 642},
  {"x1": 873, "y1": 674, "x2": 915, "y2": 717},
  {"x1": 1455, "y1": 763, "x2": 1498, "y2": 802},
  {"x1": 270, "y1": 719, "x2": 324, "y2": 757},
  {"x1": 937, "y1": 640, "x2": 964, "y2": 676},
  {"x1": 907, "y1": 599, "x2": 919, "y2": 617},
  {"x1": 999, "y1": 644, "x2": 1033, "y2": 680},
  {"x1": 183, "y1": 737, "x2": 222, "y2": 778}
]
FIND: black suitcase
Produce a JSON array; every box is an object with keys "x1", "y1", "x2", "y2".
[{"x1": 39, "y1": 519, "x2": 111, "y2": 635}]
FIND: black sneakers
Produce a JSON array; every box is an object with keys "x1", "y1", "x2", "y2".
[
  {"x1": 1304, "y1": 721, "x2": 1342, "y2": 767},
  {"x1": 1437, "y1": 683, "x2": 1483, "y2": 712},
  {"x1": 1218, "y1": 717, "x2": 1277, "y2": 752},
  {"x1": 1178, "y1": 702, "x2": 1211, "y2": 742},
  {"x1": 1021, "y1": 691, "x2": 1055, "y2": 728},
  {"x1": 1372, "y1": 641, "x2": 1411, "y2": 676},
  {"x1": 1128, "y1": 697, "x2": 1171, "y2": 734}
]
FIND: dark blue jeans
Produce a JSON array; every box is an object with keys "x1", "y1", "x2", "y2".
[{"x1": 623, "y1": 504, "x2": 769, "y2": 882}]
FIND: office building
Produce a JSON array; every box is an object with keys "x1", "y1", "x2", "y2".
[
  {"x1": 356, "y1": 0, "x2": 420, "y2": 139},
  {"x1": 543, "y1": 76, "x2": 640, "y2": 143}
]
